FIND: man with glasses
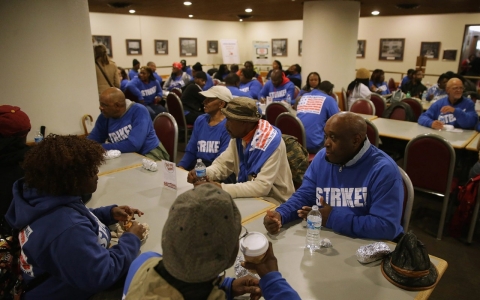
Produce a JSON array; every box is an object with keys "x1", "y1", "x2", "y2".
[{"x1": 418, "y1": 78, "x2": 477, "y2": 129}]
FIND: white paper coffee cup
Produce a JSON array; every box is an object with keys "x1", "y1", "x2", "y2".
[{"x1": 240, "y1": 232, "x2": 269, "y2": 272}]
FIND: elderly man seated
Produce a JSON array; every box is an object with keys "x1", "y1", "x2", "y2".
[
  {"x1": 88, "y1": 87, "x2": 169, "y2": 161},
  {"x1": 264, "y1": 112, "x2": 404, "y2": 240},
  {"x1": 418, "y1": 78, "x2": 477, "y2": 130},
  {"x1": 187, "y1": 97, "x2": 295, "y2": 203}
]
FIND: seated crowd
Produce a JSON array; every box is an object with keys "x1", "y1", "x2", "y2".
[{"x1": 2, "y1": 55, "x2": 480, "y2": 299}]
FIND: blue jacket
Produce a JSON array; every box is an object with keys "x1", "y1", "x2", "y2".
[
  {"x1": 203, "y1": 73, "x2": 214, "y2": 91},
  {"x1": 88, "y1": 102, "x2": 160, "y2": 155},
  {"x1": 5, "y1": 179, "x2": 141, "y2": 300},
  {"x1": 128, "y1": 69, "x2": 138, "y2": 81},
  {"x1": 178, "y1": 115, "x2": 230, "y2": 170},
  {"x1": 120, "y1": 79, "x2": 129, "y2": 92},
  {"x1": 125, "y1": 77, "x2": 163, "y2": 105},
  {"x1": 153, "y1": 72, "x2": 163, "y2": 85},
  {"x1": 123, "y1": 252, "x2": 300, "y2": 300},
  {"x1": 418, "y1": 96, "x2": 477, "y2": 129},
  {"x1": 226, "y1": 86, "x2": 253, "y2": 98},
  {"x1": 276, "y1": 139, "x2": 404, "y2": 240},
  {"x1": 258, "y1": 80, "x2": 296, "y2": 105},
  {"x1": 296, "y1": 90, "x2": 339, "y2": 151},
  {"x1": 369, "y1": 80, "x2": 390, "y2": 95},
  {"x1": 239, "y1": 79, "x2": 262, "y2": 99}
]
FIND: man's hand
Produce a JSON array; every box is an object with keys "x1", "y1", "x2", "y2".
[
  {"x1": 242, "y1": 242, "x2": 278, "y2": 278},
  {"x1": 111, "y1": 205, "x2": 144, "y2": 222},
  {"x1": 431, "y1": 120, "x2": 444, "y2": 130},
  {"x1": 427, "y1": 94, "x2": 434, "y2": 101},
  {"x1": 260, "y1": 98, "x2": 266, "y2": 104},
  {"x1": 297, "y1": 206, "x2": 312, "y2": 219},
  {"x1": 187, "y1": 169, "x2": 198, "y2": 183},
  {"x1": 154, "y1": 96, "x2": 161, "y2": 104},
  {"x1": 126, "y1": 221, "x2": 146, "y2": 240},
  {"x1": 263, "y1": 210, "x2": 282, "y2": 234},
  {"x1": 231, "y1": 276, "x2": 261, "y2": 300},
  {"x1": 440, "y1": 106, "x2": 455, "y2": 114},
  {"x1": 319, "y1": 197, "x2": 332, "y2": 226}
]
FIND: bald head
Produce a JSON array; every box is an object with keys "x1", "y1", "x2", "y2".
[
  {"x1": 446, "y1": 78, "x2": 464, "y2": 104},
  {"x1": 271, "y1": 69, "x2": 283, "y2": 87},
  {"x1": 324, "y1": 112, "x2": 367, "y2": 164},
  {"x1": 99, "y1": 88, "x2": 126, "y2": 118}
]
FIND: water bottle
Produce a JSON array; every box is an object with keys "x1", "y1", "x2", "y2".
[
  {"x1": 406, "y1": 92, "x2": 411, "y2": 98},
  {"x1": 306, "y1": 205, "x2": 322, "y2": 250},
  {"x1": 421, "y1": 90, "x2": 427, "y2": 101},
  {"x1": 194, "y1": 159, "x2": 207, "y2": 182},
  {"x1": 34, "y1": 131, "x2": 43, "y2": 143}
]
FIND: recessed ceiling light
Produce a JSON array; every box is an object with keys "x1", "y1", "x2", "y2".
[
  {"x1": 189, "y1": 14, "x2": 193, "y2": 18},
  {"x1": 129, "y1": 9, "x2": 135, "y2": 14},
  {"x1": 245, "y1": 8, "x2": 252, "y2": 13},
  {"x1": 184, "y1": 1, "x2": 192, "y2": 5},
  {"x1": 371, "y1": 11, "x2": 380, "y2": 15},
  {"x1": 239, "y1": 19, "x2": 243, "y2": 22}
]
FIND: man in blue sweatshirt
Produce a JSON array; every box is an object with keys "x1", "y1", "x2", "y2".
[
  {"x1": 88, "y1": 87, "x2": 169, "y2": 161},
  {"x1": 225, "y1": 73, "x2": 253, "y2": 98},
  {"x1": 418, "y1": 78, "x2": 477, "y2": 130},
  {"x1": 264, "y1": 112, "x2": 404, "y2": 241},
  {"x1": 191, "y1": 62, "x2": 214, "y2": 91},
  {"x1": 128, "y1": 59, "x2": 140, "y2": 80},
  {"x1": 122, "y1": 184, "x2": 300, "y2": 300},
  {"x1": 239, "y1": 68, "x2": 262, "y2": 99},
  {"x1": 258, "y1": 69, "x2": 296, "y2": 106}
]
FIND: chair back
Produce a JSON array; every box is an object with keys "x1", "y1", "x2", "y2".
[
  {"x1": 341, "y1": 87, "x2": 348, "y2": 111},
  {"x1": 265, "y1": 102, "x2": 290, "y2": 125},
  {"x1": 349, "y1": 99, "x2": 376, "y2": 116},
  {"x1": 365, "y1": 119, "x2": 379, "y2": 147},
  {"x1": 166, "y1": 93, "x2": 187, "y2": 129},
  {"x1": 398, "y1": 167, "x2": 414, "y2": 232},
  {"x1": 153, "y1": 113, "x2": 178, "y2": 163},
  {"x1": 171, "y1": 88, "x2": 182, "y2": 98},
  {"x1": 388, "y1": 78, "x2": 397, "y2": 92},
  {"x1": 275, "y1": 112, "x2": 306, "y2": 148},
  {"x1": 294, "y1": 86, "x2": 301, "y2": 99},
  {"x1": 401, "y1": 98, "x2": 423, "y2": 121},
  {"x1": 382, "y1": 102, "x2": 415, "y2": 121},
  {"x1": 404, "y1": 133, "x2": 455, "y2": 239},
  {"x1": 369, "y1": 93, "x2": 386, "y2": 117}
]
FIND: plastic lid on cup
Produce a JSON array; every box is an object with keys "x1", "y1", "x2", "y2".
[{"x1": 240, "y1": 232, "x2": 268, "y2": 256}]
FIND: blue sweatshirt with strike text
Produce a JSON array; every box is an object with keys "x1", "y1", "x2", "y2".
[
  {"x1": 125, "y1": 77, "x2": 163, "y2": 105},
  {"x1": 5, "y1": 179, "x2": 141, "y2": 300},
  {"x1": 276, "y1": 139, "x2": 404, "y2": 240},
  {"x1": 239, "y1": 79, "x2": 262, "y2": 99},
  {"x1": 88, "y1": 102, "x2": 160, "y2": 155},
  {"x1": 418, "y1": 96, "x2": 477, "y2": 129},
  {"x1": 258, "y1": 80, "x2": 296, "y2": 105},
  {"x1": 178, "y1": 115, "x2": 230, "y2": 170},
  {"x1": 296, "y1": 90, "x2": 339, "y2": 151}
]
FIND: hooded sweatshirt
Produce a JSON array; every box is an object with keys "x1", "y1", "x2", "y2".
[
  {"x1": 258, "y1": 74, "x2": 296, "y2": 105},
  {"x1": 5, "y1": 179, "x2": 141, "y2": 300}
]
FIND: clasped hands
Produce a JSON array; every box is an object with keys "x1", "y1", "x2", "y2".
[{"x1": 111, "y1": 205, "x2": 146, "y2": 240}]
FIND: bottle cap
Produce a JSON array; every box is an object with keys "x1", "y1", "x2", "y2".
[
  {"x1": 240, "y1": 232, "x2": 268, "y2": 257},
  {"x1": 312, "y1": 205, "x2": 319, "y2": 210}
]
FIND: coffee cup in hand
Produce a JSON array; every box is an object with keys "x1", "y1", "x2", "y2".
[{"x1": 240, "y1": 232, "x2": 269, "y2": 273}]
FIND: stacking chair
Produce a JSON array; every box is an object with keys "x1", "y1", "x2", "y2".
[
  {"x1": 388, "y1": 78, "x2": 397, "y2": 92},
  {"x1": 369, "y1": 93, "x2": 386, "y2": 117},
  {"x1": 153, "y1": 113, "x2": 178, "y2": 162},
  {"x1": 398, "y1": 167, "x2": 414, "y2": 232},
  {"x1": 349, "y1": 99, "x2": 376, "y2": 116},
  {"x1": 341, "y1": 87, "x2": 348, "y2": 111},
  {"x1": 265, "y1": 102, "x2": 290, "y2": 125},
  {"x1": 404, "y1": 133, "x2": 457, "y2": 240},
  {"x1": 402, "y1": 98, "x2": 423, "y2": 121},
  {"x1": 382, "y1": 102, "x2": 415, "y2": 121},
  {"x1": 275, "y1": 112, "x2": 315, "y2": 164},
  {"x1": 165, "y1": 93, "x2": 193, "y2": 147},
  {"x1": 294, "y1": 86, "x2": 301, "y2": 99},
  {"x1": 170, "y1": 88, "x2": 182, "y2": 98},
  {"x1": 365, "y1": 119, "x2": 379, "y2": 147}
]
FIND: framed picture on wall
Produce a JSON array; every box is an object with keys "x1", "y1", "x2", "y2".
[
  {"x1": 179, "y1": 37, "x2": 197, "y2": 57},
  {"x1": 420, "y1": 42, "x2": 441, "y2": 59},
  {"x1": 207, "y1": 40, "x2": 218, "y2": 54},
  {"x1": 154, "y1": 40, "x2": 168, "y2": 55},
  {"x1": 92, "y1": 35, "x2": 113, "y2": 58},
  {"x1": 442, "y1": 50, "x2": 457, "y2": 61},
  {"x1": 126, "y1": 39, "x2": 142, "y2": 55},
  {"x1": 357, "y1": 40, "x2": 366, "y2": 58},
  {"x1": 272, "y1": 39, "x2": 288, "y2": 56},
  {"x1": 298, "y1": 40, "x2": 302, "y2": 56},
  {"x1": 378, "y1": 38, "x2": 405, "y2": 61}
]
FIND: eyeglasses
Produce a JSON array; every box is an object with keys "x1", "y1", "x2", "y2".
[
  {"x1": 239, "y1": 226, "x2": 248, "y2": 240},
  {"x1": 450, "y1": 87, "x2": 464, "y2": 91}
]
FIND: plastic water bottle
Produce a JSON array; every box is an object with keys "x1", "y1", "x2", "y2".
[
  {"x1": 421, "y1": 90, "x2": 427, "y2": 101},
  {"x1": 194, "y1": 159, "x2": 207, "y2": 182},
  {"x1": 306, "y1": 205, "x2": 322, "y2": 251},
  {"x1": 406, "y1": 92, "x2": 411, "y2": 98},
  {"x1": 34, "y1": 131, "x2": 43, "y2": 143}
]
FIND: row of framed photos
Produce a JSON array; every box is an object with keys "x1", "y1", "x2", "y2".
[
  {"x1": 92, "y1": 35, "x2": 219, "y2": 57},
  {"x1": 355, "y1": 39, "x2": 458, "y2": 61}
]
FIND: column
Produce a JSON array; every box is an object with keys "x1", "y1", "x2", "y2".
[{"x1": 302, "y1": 1, "x2": 360, "y2": 94}]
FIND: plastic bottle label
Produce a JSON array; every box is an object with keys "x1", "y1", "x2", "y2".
[
  {"x1": 196, "y1": 169, "x2": 206, "y2": 178},
  {"x1": 306, "y1": 219, "x2": 321, "y2": 230},
  {"x1": 34, "y1": 137, "x2": 43, "y2": 143}
]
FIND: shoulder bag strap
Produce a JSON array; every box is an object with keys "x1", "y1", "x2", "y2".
[{"x1": 95, "y1": 61, "x2": 114, "y2": 87}]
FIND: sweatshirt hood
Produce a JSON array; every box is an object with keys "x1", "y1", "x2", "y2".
[
  {"x1": 5, "y1": 179, "x2": 81, "y2": 229},
  {"x1": 280, "y1": 73, "x2": 290, "y2": 86}
]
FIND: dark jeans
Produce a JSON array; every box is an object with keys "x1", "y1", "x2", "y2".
[{"x1": 145, "y1": 103, "x2": 166, "y2": 120}]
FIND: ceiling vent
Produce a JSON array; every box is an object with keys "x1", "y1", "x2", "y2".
[
  {"x1": 396, "y1": 3, "x2": 420, "y2": 10},
  {"x1": 108, "y1": 2, "x2": 132, "y2": 9}
]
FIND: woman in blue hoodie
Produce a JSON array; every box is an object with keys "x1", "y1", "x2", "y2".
[{"x1": 5, "y1": 135, "x2": 146, "y2": 300}]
